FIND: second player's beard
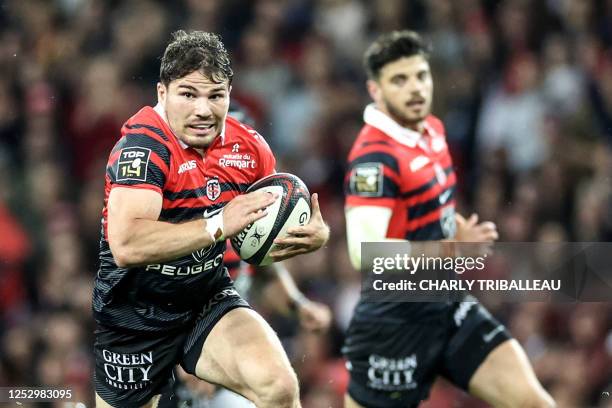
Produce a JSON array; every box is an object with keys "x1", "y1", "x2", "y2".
[{"x1": 384, "y1": 99, "x2": 428, "y2": 131}]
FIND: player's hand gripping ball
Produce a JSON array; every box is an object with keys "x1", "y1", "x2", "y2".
[{"x1": 231, "y1": 173, "x2": 311, "y2": 265}]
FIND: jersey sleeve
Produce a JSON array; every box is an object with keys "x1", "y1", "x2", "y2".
[
  {"x1": 106, "y1": 132, "x2": 171, "y2": 194},
  {"x1": 344, "y1": 148, "x2": 401, "y2": 208}
]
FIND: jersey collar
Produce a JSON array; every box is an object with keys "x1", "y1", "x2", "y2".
[
  {"x1": 363, "y1": 103, "x2": 422, "y2": 148},
  {"x1": 153, "y1": 102, "x2": 226, "y2": 148}
]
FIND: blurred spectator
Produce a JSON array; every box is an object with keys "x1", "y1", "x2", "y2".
[
  {"x1": 314, "y1": 0, "x2": 368, "y2": 62},
  {"x1": 476, "y1": 52, "x2": 549, "y2": 174}
]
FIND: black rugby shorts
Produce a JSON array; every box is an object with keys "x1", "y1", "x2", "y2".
[
  {"x1": 94, "y1": 286, "x2": 249, "y2": 408},
  {"x1": 342, "y1": 296, "x2": 510, "y2": 408}
]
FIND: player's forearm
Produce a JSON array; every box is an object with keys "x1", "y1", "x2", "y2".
[
  {"x1": 110, "y1": 218, "x2": 215, "y2": 267},
  {"x1": 346, "y1": 205, "x2": 395, "y2": 269}
]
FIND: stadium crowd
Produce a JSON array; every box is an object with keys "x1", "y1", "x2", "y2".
[{"x1": 0, "y1": 0, "x2": 611, "y2": 406}]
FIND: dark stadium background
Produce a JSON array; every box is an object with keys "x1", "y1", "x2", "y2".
[{"x1": 0, "y1": 0, "x2": 611, "y2": 407}]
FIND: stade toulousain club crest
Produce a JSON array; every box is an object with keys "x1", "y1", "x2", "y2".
[{"x1": 206, "y1": 178, "x2": 221, "y2": 201}]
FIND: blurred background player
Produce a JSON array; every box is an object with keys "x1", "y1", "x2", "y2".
[{"x1": 342, "y1": 30, "x2": 555, "y2": 408}]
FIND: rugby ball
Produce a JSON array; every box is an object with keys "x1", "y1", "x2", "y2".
[{"x1": 230, "y1": 173, "x2": 311, "y2": 266}]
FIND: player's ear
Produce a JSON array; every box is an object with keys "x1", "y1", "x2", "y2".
[
  {"x1": 367, "y1": 79, "x2": 381, "y2": 103},
  {"x1": 157, "y1": 82, "x2": 166, "y2": 104}
]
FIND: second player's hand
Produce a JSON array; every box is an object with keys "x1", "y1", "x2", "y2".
[
  {"x1": 222, "y1": 191, "x2": 278, "y2": 238},
  {"x1": 455, "y1": 213, "x2": 498, "y2": 256},
  {"x1": 455, "y1": 213, "x2": 498, "y2": 242},
  {"x1": 269, "y1": 193, "x2": 330, "y2": 261}
]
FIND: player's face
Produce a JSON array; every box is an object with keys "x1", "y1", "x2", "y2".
[
  {"x1": 369, "y1": 55, "x2": 433, "y2": 129},
  {"x1": 157, "y1": 71, "x2": 230, "y2": 149}
]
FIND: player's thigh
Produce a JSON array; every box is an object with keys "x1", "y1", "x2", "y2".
[
  {"x1": 96, "y1": 393, "x2": 160, "y2": 408},
  {"x1": 193, "y1": 307, "x2": 296, "y2": 397},
  {"x1": 468, "y1": 339, "x2": 554, "y2": 408}
]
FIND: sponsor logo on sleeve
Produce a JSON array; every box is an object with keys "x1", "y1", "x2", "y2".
[
  {"x1": 350, "y1": 163, "x2": 383, "y2": 197},
  {"x1": 116, "y1": 147, "x2": 151, "y2": 182}
]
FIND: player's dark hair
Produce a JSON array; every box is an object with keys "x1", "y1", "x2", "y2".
[
  {"x1": 364, "y1": 30, "x2": 430, "y2": 80},
  {"x1": 160, "y1": 30, "x2": 233, "y2": 86}
]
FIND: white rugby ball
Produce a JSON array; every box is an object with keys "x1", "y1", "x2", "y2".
[{"x1": 230, "y1": 173, "x2": 311, "y2": 265}]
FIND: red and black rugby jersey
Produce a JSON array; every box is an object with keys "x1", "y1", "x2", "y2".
[
  {"x1": 103, "y1": 106, "x2": 275, "y2": 229},
  {"x1": 345, "y1": 105, "x2": 457, "y2": 241},
  {"x1": 93, "y1": 105, "x2": 275, "y2": 331}
]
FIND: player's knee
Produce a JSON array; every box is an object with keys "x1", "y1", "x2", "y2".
[{"x1": 252, "y1": 369, "x2": 299, "y2": 407}]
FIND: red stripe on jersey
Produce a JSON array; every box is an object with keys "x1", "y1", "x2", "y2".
[
  {"x1": 382, "y1": 166, "x2": 402, "y2": 185},
  {"x1": 406, "y1": 203, "x2": 455, "y2": 230},
  {"x1": 224, "y1": 243, "x2": 241, "y2": 263},
  {"x1": 348, "y1": 147, "x2": 401, "y2": 179},
  {"x1": 162, "y1": 196, "x2": 203, "y2": 209},
  {"x1": 162, "y1": 191, "x2": 237, "y2": 209},
  {"x1": 148, "y1": 152, "x2": 170, "y2": 175},
  {"x1": 403, "y1": 172, "x2": 457, "y2": 206},
  {"x1": 108, "y1": 149, "x2": 122, "y2": 165},
  {"x1": 354, "y1": 143, "x2": 400, "y2": 162},
  {"x1": 121, "y1": 124, "x2": 169, "y2": 145}
]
